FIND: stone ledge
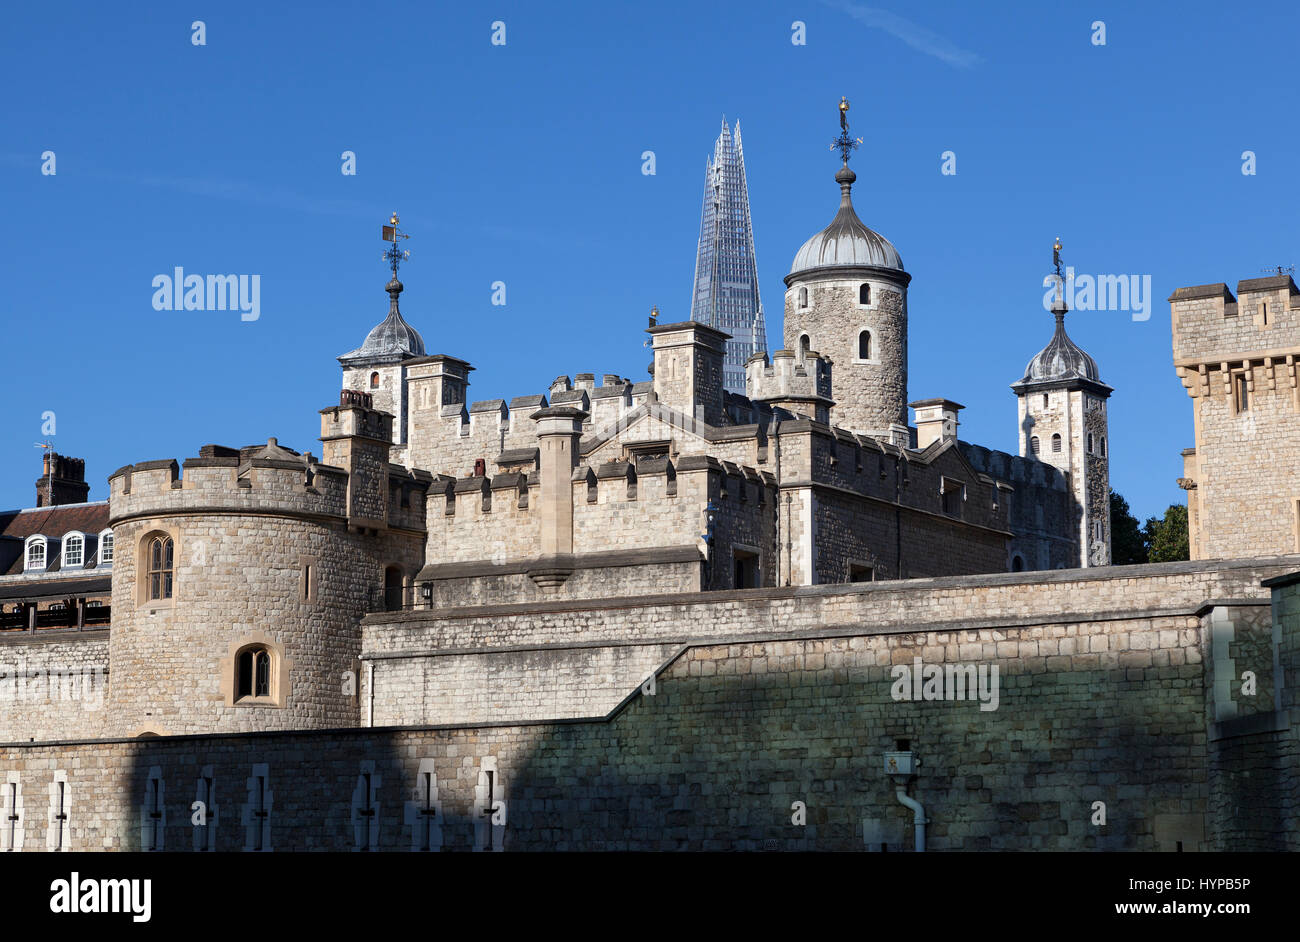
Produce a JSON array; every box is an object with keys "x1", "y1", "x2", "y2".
[
  {"x1": 361, "y1": 604, "x2": 1204, "y2": 660},
  {"x1": 1209, "y1": 710, "x2": 1290, "y2": 742},
  {"x1": 375, "y1": 554, "x2": 1300, "y2": 624},
  {"x1": 415, "y1": 545, "x2": 701, "y2": 582}
]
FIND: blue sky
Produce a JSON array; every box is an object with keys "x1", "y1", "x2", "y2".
[{"x1": 1, "y1": 0, "x2": 1293, "y2": 522}]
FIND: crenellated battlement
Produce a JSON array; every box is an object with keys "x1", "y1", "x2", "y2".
[
  {"x1": 408, "y1": 366, "x2": 653, "y2": 479},
  {"x1": 1171, "y1": 275, "x2": 1300, "y2": 379},
  {"x1": 108, "y1": 436, "x2": 432, "y2": 531},
  {"x1": 425, "y1": 450, "x2": 776, "y2": 569},
  {"x1": 746, "y1": 349, "x2": 834, "y2": 423}
]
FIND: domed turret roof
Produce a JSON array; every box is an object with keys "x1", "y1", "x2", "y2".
[
  {"x1": 1020, "y1": 305, "x2": 1101, "y2": 384},
  {"x1": 789, "y1": 166, "x2": 904, "y2": 275},
  {"x1": 339, "y1": 277, "x2": 426, "y2": 363}
]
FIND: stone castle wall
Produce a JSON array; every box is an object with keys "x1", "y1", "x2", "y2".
[
  {"x1": 0, "y1": 633, "x2": 108, "y2": 742},
  {"x1": 3, "y1": 556, "x2": 1296, "y2": 851}
]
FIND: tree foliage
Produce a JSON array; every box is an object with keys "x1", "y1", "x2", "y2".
[
  {"x1": 1109, "y1": 490, "x2": 1148, "y2": 565},
  {"x1": 1143, "y1": 504, "x2": 1190, "y2": 563}
]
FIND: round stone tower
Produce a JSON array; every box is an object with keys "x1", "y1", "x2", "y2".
[
  {"x1": 104, "y1": 403, "x2": 428, "y2": 738},
  {"x1": 783, "y1": 140, "x2": 910, "y2": 441}
]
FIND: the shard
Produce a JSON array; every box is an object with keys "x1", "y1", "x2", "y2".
[{"x1": 690, "y1": 119, "x2": 767, "y2": 394}]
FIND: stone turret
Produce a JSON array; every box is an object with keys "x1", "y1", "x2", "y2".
[
  {"x1": 746, "y1": 349, "x2": 834, "y2": 423},
  {"x1": 783, "y1": 162, "x2": 910, "y2": 443},
  {"x1": 103, "y1": 395, "x2": 430, "y2": 738},
  {"x1": 320, "y1": 389, "x2": 394, "y2": 531},
  {"x1": 647, "y1": 321, "x2": 729, "y2": 427},
  {"x1": 1013, "y1": 265, "x2": 1112, "y2": 567}
]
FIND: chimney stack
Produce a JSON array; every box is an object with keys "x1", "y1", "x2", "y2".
[{"x1": 35, "y1": 453, "x2": 90, "y2": 507}]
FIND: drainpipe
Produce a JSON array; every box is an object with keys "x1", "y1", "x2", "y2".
[
  {"x1": 365, "y1": 661, "x2": 376, "y2": 727},
  {"x1": 885, "y1": 749, "x2": 926, "y2": 852},
  {"x1": 895, "y1": 787, "x2": 927, "y2": 853}
]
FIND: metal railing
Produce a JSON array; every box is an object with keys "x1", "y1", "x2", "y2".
[{"x1": 0, "y1": 603, "x2": 111, "y2": 632}]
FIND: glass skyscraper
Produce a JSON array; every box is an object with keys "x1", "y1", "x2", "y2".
[{"x1": 690, "y1": 119, "x2": 767, "y2": 395}]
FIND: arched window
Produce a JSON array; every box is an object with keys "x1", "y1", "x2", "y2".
[
  {"x1": 383, "y1": 566, "x2": 403, "y2": 612},
  {"x1": 147, "y1": 536, "x2": 174, "y2": 600},
  {"x1": 1030, "y1": 436, "x2": 1040, "y2": 456},
  {"x1": 25, "y1": 537, "x2": 46, "y2": 571},
  {"x1": 799, "y1": 334, "x2": 811, "y2": 359},
  {"x1": 1042, "y1": 394, "x2": 1049, "y2": 408},
  {"x1": 1087, "y1": 433, "x2": 1094, "y2": 453},
  {"x1": 62, "y1": 533, "x2": 84, "y2": 568},
  {"x1": 798, "y1": 286, "x2": 809, "y2": 309},
  {"x1": 369, "y1": 372, "x2": 380, "y2": 389},
  {"x1": 1051, "y1": 433, "x2": 1062, "y2": 453},
  {"x1": 1101, "y1": 437, "x2": 1107, "y2": 457},
  {"x1": 1011, "y1": 555, "x2": 1025, "y2": 572},
  {"x1": 858, "y1": 330, "x2": 871, "y2": 360},
  {"x1": 99, "y1": 530, "x2": 114, "y2": 564},
  {"x1": 859, "y1": 283, "x2": 871, "y2": 305},
  {"x1": 236, "y1": 646, "x2": 272, "y2": 700}
]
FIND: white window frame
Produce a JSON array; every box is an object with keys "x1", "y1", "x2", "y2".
[
  {"x1": 98, "y1": 529, "x2": 114, "y2": 565},
  {"x1": 856, "y1": 281, "x2": 878, "y2": 311},
  {"x1": 853, "y1": 325, "x2": 879, "y2": 365},
  {"x1": 61, "y1": 532, "x2": 85, "y2": 569},
  {"x1": 24, "y1": 536, "x2": 47, "y2": 572}
]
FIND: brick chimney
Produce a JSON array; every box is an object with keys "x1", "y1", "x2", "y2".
[{"x1": 36, "y1": 453, "x2": 90, "y2": 507}]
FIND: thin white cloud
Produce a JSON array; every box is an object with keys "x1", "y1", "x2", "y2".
[{"x1": 819, "y1": 1, "x2": 982, "y2": 68}]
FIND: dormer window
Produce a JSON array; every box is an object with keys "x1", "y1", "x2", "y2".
[
  {"x1": 99, "y1": 530, "x2": 114, "y2": 564},
  {"x1": 62, "y1": 533, "x2": 84, "y2": 569},
  {"x1": 24, "y1": 537, "x2": 46, "y2": 571}
]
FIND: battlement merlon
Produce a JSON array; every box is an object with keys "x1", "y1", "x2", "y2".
[
  {"x1": 1171, "y1": 276, "x2": 1300, "y2": 379},
  {"x1": 746, "y1": 349, "x2": 835, "y2": 424},
  {"x1": 648, "y1": 321, "x2": 730, "y2": 428}
]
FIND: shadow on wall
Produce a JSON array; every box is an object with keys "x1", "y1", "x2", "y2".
[{"x1": 111, "y1": 631, "x2": 1222, "y2": 851}]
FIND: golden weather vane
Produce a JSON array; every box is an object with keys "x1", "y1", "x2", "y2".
[
  {"x1": 831, "y1": 97, "x2": 864, "y2": 163},
  {"x1": 382, "y1": 212, "x2": 411, "y2": 277}
]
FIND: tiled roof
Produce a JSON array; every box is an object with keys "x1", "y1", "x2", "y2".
[{"x1": 0, "y1": 502, "x2": 111, "y2": 576}]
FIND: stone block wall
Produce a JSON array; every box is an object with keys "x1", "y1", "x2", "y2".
[
  {"x1": 0, "y1": 633, "x2": 108, "y2": 742},
  {"x1": 1172, "y1": 278, "x2": 1300, "y2": 560},
  {"x1": 783, "y1": 275, "x2": 908, "y2": 435},
  {"x1": 1, "y1": 556, "x2": 1297, "y2": 851}
]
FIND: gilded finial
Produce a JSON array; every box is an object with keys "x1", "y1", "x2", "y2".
[
  {"x1": 831, "y1": 96, "x2": 864, "y2": 165},
  {"x1": 1052, "y1": 237, "x2": 1063, "y2": 279}
]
